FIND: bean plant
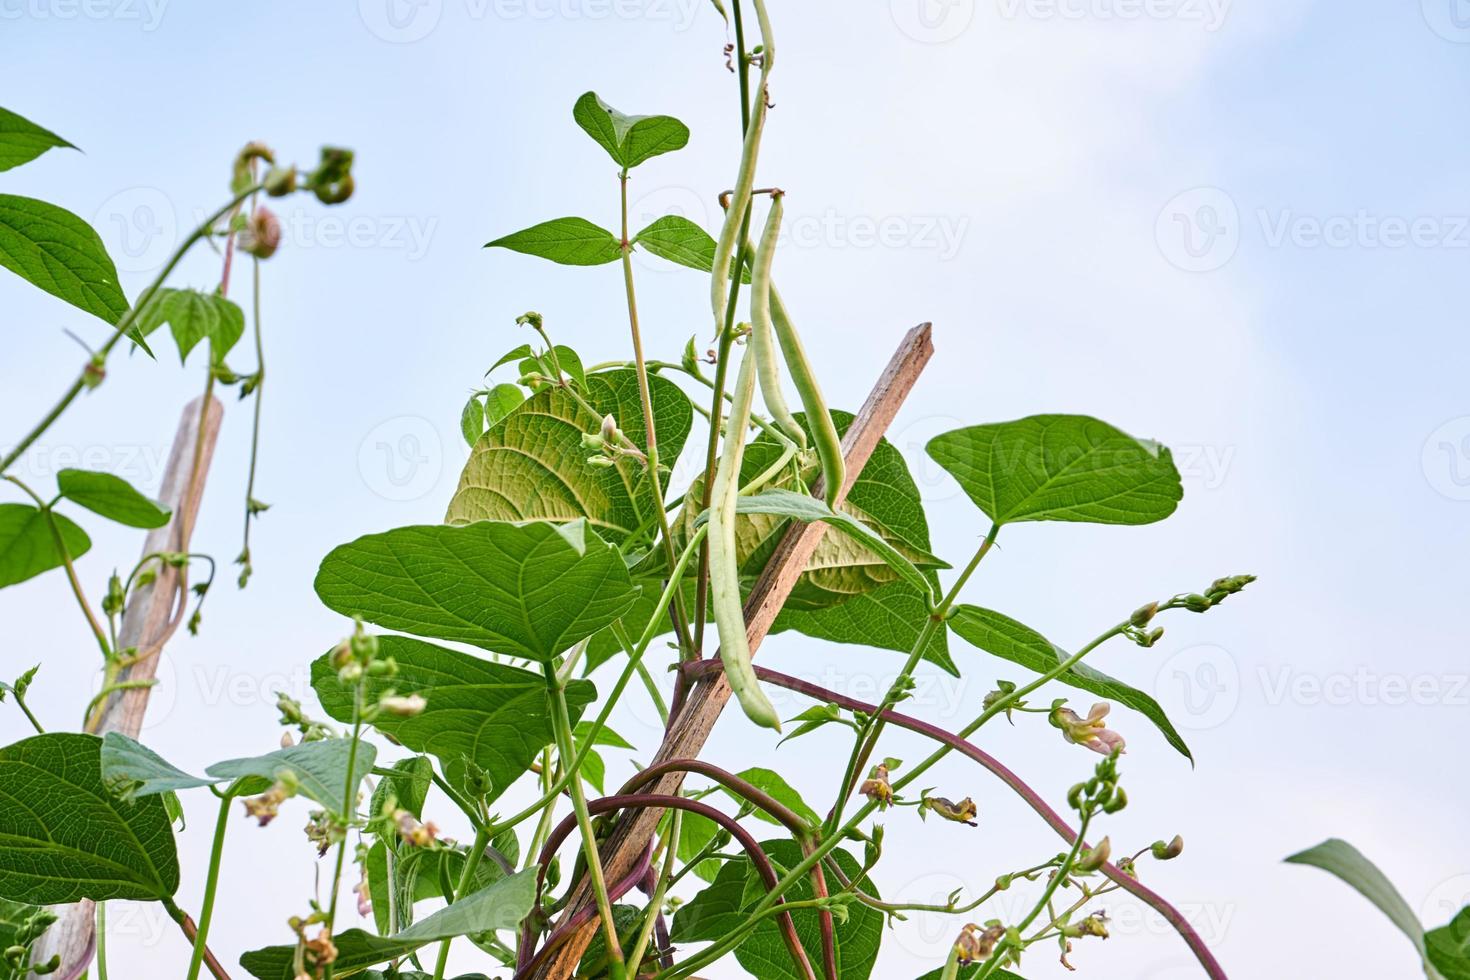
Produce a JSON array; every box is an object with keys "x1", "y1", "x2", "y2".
[{"x1": 7, "y1": 4, "x2": 1457, "y2": 980}]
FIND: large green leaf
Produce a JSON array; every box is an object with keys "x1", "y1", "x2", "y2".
[
  {"x1": 240, "y1": 868, "x2": 538, "y2": 979},
  {"x1": 100, "y1": 733, "x2": 215, "y2": 799},
  {"x1": 773, "y1": 577, "x2": 956, "y2": 674},
  {"x1": 725, "y1": 767, "x2": 820, "y2": 829},
  {"x1": 371, "y1": 755, "x2": 434, "y2": 820},
  {"x1": 1286, "y1": 839, "x2": 1437, "y2": 977},
  {"x1": 671, "y1": 840, "x2": 882, "y2": 980},
  {"x1": 0, "y1": 194, "x2": 128, "y2": 324},
  {"x1": 572, "y1": 92, "x2": 689, "y2": 169},
  {"x1": 56, "y1": 468, "x2": 170, "y2": 529},
  {"x1": 446, "y1": 369, "x2": 693, "y2": 544},
  {"x1": 0, "y1": 107, "x2": 74, "y2": 172},
  {"x1": 206, "y1": 738, "x2": 378, "y2": 815},
  {"x1": 1429, "y1": 907, "x2": 1470, "y2": 980},
  {"x1": 948, "y1": 605, "x2": 1192, "y2": 762},
  {"x1": 926, "y1": 415, "x2": 1183, "y2": 526},
  {"x1": 0, "y1": 733, "x2": 178, "y2": 903},
  {"x1": 915, "y1": 965, "x2": 1026, "y2": 979},
  {"x1": 0, "y1": 503, "x2": 91, "y2": 588},
  {"x1": 633, "y1": 214, "x2": 750, "y2": 282},
  {"x1": 132, "y1": 287, "x2": 245, "y2": 365},
  {"x1": 485, "y1": 217, "x2": 621, "y2": 266},
  {"x1": 316, "y1": 520, "x2": 638, "y2": 661},
  {"x1": 311, "y1": 636, "x2": 594, "y2": 803}
]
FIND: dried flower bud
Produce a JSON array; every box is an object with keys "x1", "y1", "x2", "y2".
[
  {"x1": 952, "y1": 922, "x2": 1005, "y2": 964},
  {"x1": 239, "y1": 206, "x2": 282, "y2": 259},
  {"x1": 1074, "y1": 836, "x2": 1111, "y2": 873},
  {"x1": 1062, "y1": 912, "x2": 1110, "y2": 940},
  {"x1": 859, "y1": 763, "x2": 894, "y2": 808},
  {"x1": 1151, "y1": 835, "x2": 1185, "y2": 861},
  {"x1": 280, "y1": 731, "x2": 295, "y2": 749},
  {"x1": 394, "y1": 809, "x2": 439, "y2": 848},
  {"x1": 242, "y1": 781, "x2": 294, "y2": 826},
  {"x1": 922, "y1": 794, "x2": 978, "y2": 827}
]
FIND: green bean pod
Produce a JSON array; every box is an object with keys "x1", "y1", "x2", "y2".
[
  {"x1": 707, "y1": 343, "x2": 782, "y2": 731},
  {"x1": 767, "y1": 282, "x2": 845, "y2": 508},
  {"x1": 748, "y1": 193, "x2": 806, "y2": 449},
  {"x1": 709, "y1": 0, "x2": 776, "y2": 340}
]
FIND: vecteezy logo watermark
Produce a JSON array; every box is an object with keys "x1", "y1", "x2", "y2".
[
  {"x1": 1421, "y1": 416, "x2": 1470, "y2": 501},
  {"x1": 358, "y1": 416, "x2": 443, "y2": 502},
  {"x1": 1155, "y1": 187, "x2": 1239, "y2": 273},
  {"x1": 995, "y1": 0, "x2": 1230, "y2": 31},
  {"x1": 1422, "y1": 874, "x2": 1470, "y2": 928},
  {"x1": 891, "y1": 0, "x2": 977, "y2": 43},
  {"x1": 1154, "y1": 643, "x2": 1240, "y2": 730},
  {"x1": 781, "y1": 209, "x2": 970, "y2": 260},
  {"x1": 0, "y1": 0, "x2": 169, "y2": 30},
  {"x1": 626, "y1": 184, "x2": 714, "y2": 276},
  {"x1": 1421, "y1": 0, "x2": 1470, "y2": 42},
  {"x1": 359, "y1": 0, "x2": 703, "y2": 42},
  {"x1": 95, "y1": 187, "x2": 178, "y2": 274}
]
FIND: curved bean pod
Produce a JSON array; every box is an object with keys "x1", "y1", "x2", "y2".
[
  {"x1": 707, "y1": 343, "x2": 782, "y2": 731},
  {"x1": 749, "y1": 193, "x2": 805, "y2": 448},
  {"x1": 767, "y1": 281, "x2": 846, "y2": 508}
]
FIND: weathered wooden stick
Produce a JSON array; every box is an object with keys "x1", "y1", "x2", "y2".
[
  {"x1": 531, "y1": 324, "x2": 934, "y2": 979},
  {"x1": 29, "y1": 394, "x2": 224, "y2": 980}
]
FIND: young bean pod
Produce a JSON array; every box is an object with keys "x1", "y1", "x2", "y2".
[
  {"x1": 709, "y1": 0, "x2": 776, "y2": 340},
  {"x1": 749, "y1": 192, "x2": 806, "y2": 449},
  {"x1": 707, "y1": 342, "x2": 782, "y2": 731},
  {"x1": 766, "y1": 280, "x2": 846, "y2": 509}
]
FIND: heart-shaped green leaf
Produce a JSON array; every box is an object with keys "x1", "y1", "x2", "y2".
[
  {"x1": 0, "y1": 733, "x2": 179, "y2": 903},
  {"x1": 315, "y1": 520, "x2": 638, "y2": 661},
  {"x1": 240, "y1": 868, "x2": 538, "y2": 979},
  {"x1": 0, "y1": 107, "x2": 75, "y2": 172},
  {"x1": 0, "y1": 503, "x2": 91, "y2": 589},
  {"x1": 205, "y1": 737, "x2": 377, "y2": 814},
  {"x1": 948, "y1": 605, "x2": 1192, "y2": 762},
  {"x1": 927, "y1": 415, "x2": 1183, "y2": 526},
  {"x1": 447, "y1": 369, "x2": 693, "y2": 544},
  {"x1": 132, "y1": 287, "x2": 245, "y2": 365},
  {"x1": 671, "y1": 840, "x2": 882, "y2": 980},
  {"x1": 100, "y1": 733, "x2": 216, "y2": 800},
  {"x1": 0, "y1": 194, "x2": 128, "y2": 325},
  {"x1": 57, "y1": 468, "x2": 171, "y2": 528},
  {"x1": 486, "y1": 217, "x2": 621, "y2": 266},
  {"x1": 633, "y1": 215, "x2": 750, "y2": 282},
  {"x1": 1428, "y1": 906, "x2": 1470, "y2": 980},
  {"x1": 572, "y1": 92, "x2": 689, "y2": 169},
  {"x1": 311, "y1": 636, "x2": 595, "y2": 803}
]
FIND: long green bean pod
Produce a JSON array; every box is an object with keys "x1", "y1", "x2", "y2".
[
  {"x1": 708, "y1": 342, "x2": 782, "y2": 731},
  {"x1": 766, "y1": 279, "x2": 845, "y2": 508},
  {"x1": 710, "y1": 0, "x2": 776, "y2": 339},
  {"x1": 749, "y1": 192, "x2": 805, "y2": 449}
]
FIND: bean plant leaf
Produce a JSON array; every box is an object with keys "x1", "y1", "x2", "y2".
[
  {"x1": 1285, "y1": 839, "x2": 1435, "y2": 975},
  {"x1": 240, "y1": 868, "x2": 538, "y2": 980},
  {"x1": 520, "y1": 344, "x2": 586, "y2": 390},
  {"x1": 206, "y1": 737, "x2": 377, "y2": 815},
  {"x1": 100, "y1": 733, "x2": 215, "y2": 800},
  {"x1": 0, "y1": 733, "x2": 179, "y2": 903},
  {"x1": 0, "y1": 194, "x2": 129, "y2": 325},
  {"x1": 723, "y1": 767, "x2": 821, "y2": 829},
  {"x1": 132, "y1": 287, "x2": 245, "y2": 365},
  {"x1": 311, "y1": 636, "x2": 594, "y2": 803},
  {"x1": 316, "y1": 520, "x2": 638, "y2": 661},
  {"x1": 1428, "y1": 907, "x2": 1470, "y2": 980},
  {"x1": 572, "y1": 92, "x2": 689, "y2": 169},
  {"x1": 927, "y1": 415, "x2": 1183, "y2": 526},
  {"x1": 56, "y1": 468, "x2": 171, "y2": 528},
  {"x1": 948, "y1": 605, "x2": 1192, "y2": 762},
  {"x1": 0, "y1": 107, "x2": 75, "y2": 172},
  {"x1": 371, "y1": 755, "x2": 434, "y2": 820},
  {"x1": 914, "y1": 965, "x2": 1026, "y2": 979},
  {"x1": 446, "y1": 369, "x2": 693, "y2": 545},
  {"x1": 774, "y1": 577, "x2": 956, "y2": 674},
  {"x1": 0, "y1": 503, "x2": 92, "y2": 589},
  {"x1": 460, "y1": 395, "x2": 485, "y2": 447},
  {"x1": 671, "y1": 840, "x2": 883, "y2": 980},
  {"x1": 485, "y1": 217, "x2": 621, "y2": 266},
  {"x1": 633, "y1": 215, "x2": 750, "y2": 282},
  {"x1": 482, "y1": 383, "x2": 525, "y2": 427}
]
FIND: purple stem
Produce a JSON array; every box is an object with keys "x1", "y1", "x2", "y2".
[
  {"x1": 682, "y1": 659, "x2": 1230, "y2": 980},
  {"x1": 518, "y1": 792, "x2": 816, "y2": 980}
]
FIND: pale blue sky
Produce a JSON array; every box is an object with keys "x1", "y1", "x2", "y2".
[{"x1": 3, "y1": 1, "x2": 1469, "y2": 977}]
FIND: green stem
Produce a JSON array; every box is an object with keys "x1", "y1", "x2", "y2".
[
  {"x1": 323, "y1": 680, "x2": 366, "y2": 980},
  {"x1": 545, "y1": 661, "x2": 626, "y2": 979},
  {"x1": 624, "y1": 810, "x2": 679, "y2": 978},
  {"x1": 185, "y1": 793, "x2": 233, "y2": 980},
  {"x1": 0, "y1": 184, "x2": 261, "y2": 476},
  {"x1": 431, "y1": 824, "x2": 492, "y2": 980},
  {"x1": 826, "y1": 523, "x2": 999, "y2": 833},
  {"x1": 95, "y1": 902, "x2": 109, "y2": 980},
  {"x1": 649, "y1": 898, "x2": 835, "y2": 980},
  {"x1": 239, "y1": 248, "x2": 265, "y2": 584}
]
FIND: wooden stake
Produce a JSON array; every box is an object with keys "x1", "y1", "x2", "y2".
[
  {"x1": 29, "y1": 394, "x2": 224, "y2": 980},
  {"x1": 530, "y1": 324, "x2": 934, "y2": 979}
]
